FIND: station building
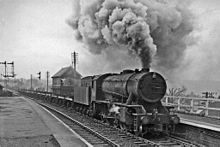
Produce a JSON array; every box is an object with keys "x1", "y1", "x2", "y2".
[{"x1": 51, "y1": 66, "x2": 82, "y2": 96}]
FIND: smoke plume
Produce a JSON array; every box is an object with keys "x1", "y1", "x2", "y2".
[{"x1": 68, "y1": 0, "x2": 194, "y2": 72}]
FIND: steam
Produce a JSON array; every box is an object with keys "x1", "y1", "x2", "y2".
[
  {"x1": 68, "y1": 0, "x2": 194, "y2": 72},
  {"x1": 109, "y1": 104, "x2": 120, "y2": 114},
  {"x1": 183, "y1": 18, "x2": 220, "y2": 81}
]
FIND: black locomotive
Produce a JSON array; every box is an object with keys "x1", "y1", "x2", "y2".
[{"x1": 73, "y1": 68, "x2": 179, "y2": 136}]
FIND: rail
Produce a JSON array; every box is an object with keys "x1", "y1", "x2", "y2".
[
  {"x1": 40, "y1": 103, "x2": 119, "y2": 147},
  {"x1": 162, "y1": 96, "x2": 220, "y2": 119},
  {"x1": 20, "y1": 90, "x2": 199, "y2": 147}
]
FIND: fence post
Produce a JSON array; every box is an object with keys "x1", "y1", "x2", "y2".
[
  {"x1": 165, "y1": 96, "x2": 168, "y2": 105},
  {"x1": 177, "y1": 97, "x2": 181, "y2": 111},
  {"x1": 190, "y1": 99, "x2": 194, "y2": 113},
  {"x1": 205, "y1": 100, "x2": 209, "y2": 116}
]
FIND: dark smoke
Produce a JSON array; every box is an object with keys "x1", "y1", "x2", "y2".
[{"x1": 68, "y1": 0, "x2": 194, "y2": 72}]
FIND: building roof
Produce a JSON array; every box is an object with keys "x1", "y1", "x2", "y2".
[{"x1": 52, "y1": 66, "x2": 82, "y2": 79}]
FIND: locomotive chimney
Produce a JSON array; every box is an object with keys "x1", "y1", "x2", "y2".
[{"x1": 141, "y1": 68, "x2": 150, "y2": 72}]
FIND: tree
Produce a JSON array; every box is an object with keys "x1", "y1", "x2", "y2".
[{"x1": 168, "y1": 86, "x2": 187, "y2": 96}]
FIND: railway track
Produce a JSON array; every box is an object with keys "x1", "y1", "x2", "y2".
[
  {"x1": 38, "y1": 102, "x2": 119, "y2": 147},
  {"x1": 148, "y1": 135, "x2": 198, "y2": 147},
  {"x1": 25, "y1": 95, "x2": 199, "y2": 147}
]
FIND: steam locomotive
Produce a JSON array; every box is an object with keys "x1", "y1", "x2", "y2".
[{"x1": 73, "y1": 68, "x2": 179, "y2": 136}]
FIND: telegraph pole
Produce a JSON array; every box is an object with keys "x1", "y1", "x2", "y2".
[
  {"x1": 4, "y1": 62, "x2": 6, "y2": 78},
  {"x1": 71, "y1": 51, "x2": 78, "y2": 70},
  {"x1": 0, "y1": 61, "x2": 6, "y2": 77},
  {"x1": 4, "y1": 62, "x2": 7, "y2": 87},
  {"x1": 46, "y1": 71, "x2": 49, "y2": 92},
  {"x1": 30, "y1": 74, "x2": 33, "y2": 90},
  {"x1": 1, "y1": 61, "x2": 7, "y2": 87}
]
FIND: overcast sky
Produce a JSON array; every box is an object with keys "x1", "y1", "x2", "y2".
[
  {"x1": 0, "y1": 0, "x2": 81, "y2": 79},
  {"x1": 1, "y1": 0, "x2": 220, "y2": 80}
]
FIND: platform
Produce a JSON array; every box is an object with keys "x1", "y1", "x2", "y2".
[
  {"x1": 178, "y1": 113, "x2": 220, "y2": 132},
  {"x1": 0, "y1": 96, "x2": 90, "y2": 147}
]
